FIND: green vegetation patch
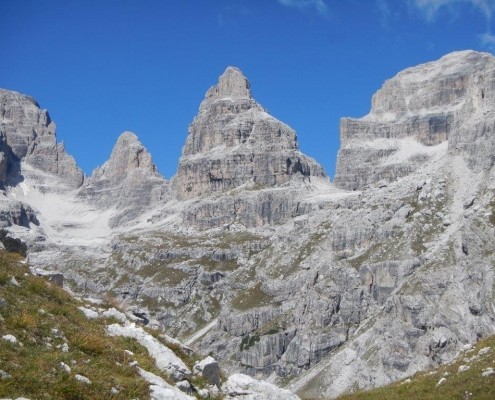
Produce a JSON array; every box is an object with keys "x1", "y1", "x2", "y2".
[
  {"x1": 332, "y1": 335, "x2": 495, "y2": 400},
  {"x1": 231, "y1": 282, "x2": 277, "y2": 311},
  {"x1": 0, "y1": 250, "x2": 170, "y2": 400},
  {"x1": 240, "y1": 334, "x2": 260, "y2": 351}
]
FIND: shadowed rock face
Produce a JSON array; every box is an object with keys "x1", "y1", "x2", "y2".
[
  {"x1": 0, "y1": 89, "x2": 84, "y2": 189},
  {"x1": 175, "y1": 66, "x2": 326, "y2": 199},
  {"x1": 334, "y1": 50, "x2": 495, "y2": 191}
]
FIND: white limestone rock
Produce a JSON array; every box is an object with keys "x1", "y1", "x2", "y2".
[
  {"x1": 175, "y1": 66, "x2": 326, "y2": 200},
  {"x1": 78, "y1": 131, "x2": 169, "y2": 227},
  {"x1": 223, "y1": 373, "x2": 300, "y2": 399},
  {"x1": 0, "y1": 89, "x2": 84, "y2": 189},
  {"x1": 107, "y1": 323, "x2": 191, "y2": 380},
  {"x1": 334, "y1": 50, "x2": 495, "y2": 190}
]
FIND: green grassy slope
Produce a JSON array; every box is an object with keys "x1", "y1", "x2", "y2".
[
  {"x1": 0, "y1": 250, "x2": 167, "y2": 400},
  {"x1": 332, "y1": 335, "x2": 495, "y2": 400}
]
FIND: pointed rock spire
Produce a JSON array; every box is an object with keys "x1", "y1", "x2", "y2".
[
  {"x1": 93, "y1": 131, "x2": 156, "y2": 182},
  {"x1": 175, "y1": 67, "x2": 326, "y2": 199},
  {"x1": 198, "y1": 66, "x2": 254, "y2": 114},
  {"x1": 79, "y1": 131, "x2": 168, "y2": 226},
  {"x1": 208, "y1": 66, "x2": 252, "y2": 100}
]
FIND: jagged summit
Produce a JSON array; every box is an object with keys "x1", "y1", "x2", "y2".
[
  {"x1": 91, "y1": 131, "x2": 157, "y2": 182},
  {"x1": 0, "y1": 88, "x2": 83, "y2": 189},
  {"x1": 205, "y1": 66, "x2": 252, "y2": 101},
  {"x1": 334, "y1": 50, "x2": 495, "y2": 191},
  {"x1": 78, "y1": 131, "x2": 167, "y2": 226},
  {"x1": 175, "y1": 66, "x2": 327, "y2": 199}
]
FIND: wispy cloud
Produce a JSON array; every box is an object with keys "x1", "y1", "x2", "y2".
[
  {"x1": 278, "y1": 0, "x2": 329, "y2": 15},
  {"x1": 413, "y1": 0, "x2": 462, "y2": 20},
  {"x1": 481, "y1": 31, "x2": 495, "y2": 46},
  {"x1": 413, "y1": 0, "x2": 494, "y2": 21},
  {"x1": 376, "y1": 0, "x2": 392, "y2": 28},
  {"x1": 413, "y1": 0, "x2": 495, "y2": 49}
]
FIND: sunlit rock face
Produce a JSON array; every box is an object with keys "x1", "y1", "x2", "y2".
[
  {"x1": 334, "y1": 50, "x2": 495, "y2": 191},
  {"x1": 0, "y1": 89, "x2": 83, "y2": 189},
  {"x1": 175, "y1": 66, "x2": 326, "y2": 200},
  {"x1": 2, "y1": 51, "x2": 495, "y2": 400},
  {"x1": 78, "y1": 131, "x2": 169, "y2": 227}
]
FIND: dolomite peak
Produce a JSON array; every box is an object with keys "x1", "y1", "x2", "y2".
[
  {"x1": 204, "y1": 66, "x2": 252, "y2": 102},
  {"x1": 334, "y1": 50, "x2": 495, "y2": 191},
  {"x1": 0, "y1": 88, "x2": 84, "y2": 189},
  {"x1": 78, "y1": 131, "x2": 168, "y2": 226},
  {"x1": 175, "y1": 66, "x2": 327, "y2": 199},
  {"x1": 91, "y1": 131, "x2": 157, "y2": 182}
]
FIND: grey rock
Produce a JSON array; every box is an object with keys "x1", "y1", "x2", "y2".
[
  {"x1": 175, "y1": 380, "x2": 193, "y2": 394},
  {"x1": 78, "y1": 131, "x2": 169, "y2": 227},
  {"x1": 334, "y1": 50, "x2": 495, "y2": 191},
  {"x1": 175, "y1": 66, "x2": 326, "y2": 200},
  {"x1": 0, "y1": 89, "x2": 84, "y2": 188},
  {"x1": 194, "y1": 356, "x2": 221, "y2": 388}
]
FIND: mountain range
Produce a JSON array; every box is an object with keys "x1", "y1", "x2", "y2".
[{"x1": 1, "y1": 49, "x2": 495, "y2": 399}]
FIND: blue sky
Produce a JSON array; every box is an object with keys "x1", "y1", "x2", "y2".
[{"x1": 1, "y1": 0, "x2": 494, "y2": 179}]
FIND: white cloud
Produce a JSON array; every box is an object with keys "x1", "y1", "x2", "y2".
[
  {"x1": 413, "y1": 0, "x2": 461, "y2": 20},
  {"x1": 413, "y1": 0, "x2": 495, "y2": 49},
  {"x1": 278, "y1": 0, "x2": 329, "y2": 15},
  {"x1": 413, "y1": 0, "x2": 494, "y2": 21},
  {"x1": 376, "y1": 0, "x2": 392, "y2": 27},
  {"x1": 481, "y1": 31, "x2": 495, "y2": 46}
]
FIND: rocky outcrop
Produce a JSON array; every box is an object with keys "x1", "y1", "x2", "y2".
[
  {"x1": 175, "y1": 67, "x2": 326, "y2": 199},
  {"x1": 78, "y1": 131, "x2": 169, "y2": 226},
  {"x1": 4, "y1": 50, "x2": 495, "y2": 400},
  {"x1": 0, "y1": 89, "x2": 84, "y2": 189},
  {"x1": 334, "y1": 50, "x2": 495, "y2": 190}
]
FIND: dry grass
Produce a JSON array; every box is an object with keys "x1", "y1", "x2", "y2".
[
  {"x1": 0, "y1": 249, "x2": 173, "y2": 400},
  {"x1": 316, "y1": 335, "x2": 495, "y2": 400}
]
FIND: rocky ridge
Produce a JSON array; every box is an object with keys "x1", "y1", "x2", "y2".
[
  {"x1": 0, "y1": 89, "x2": 83, "y2": 189},
  {"x1": 175, "y1": 66, "x2": 326, "y2": 200},
  {"x1": 78, "y1": 131, "x2": 169, "y2": 227},
  {"x1": 0, "y1": 50, "x2": 495, "y2": 399},
  {"x1": 334, "y1": 50, "x2": 495, "y2": 190}
]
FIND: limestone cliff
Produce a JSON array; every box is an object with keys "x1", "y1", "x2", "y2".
[
  {"x1": 175, "y1": 66, "x2": 326, "y2": 199},
  {"x1": 78, "y1": 131, "x2": 169, "y2": 227},
  {"x1": 0, "y1": 89, "x2": 84, "y2": 189},
  {"x1": 2, "y1": 51, "x2": 495, "y2": 400},
  {"x1": 334, "y1": 50, "x2": 495, "y2": 190}
]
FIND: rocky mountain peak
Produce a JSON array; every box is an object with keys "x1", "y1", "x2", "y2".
[
  {"x1": 175, "y1": 67, "x2": 326, "y2": 199},
  {"x1": 334, "y1": 50, "x2": 495, "y2": 191},
  {"x1": 0, "y1": 88, "x2": 83, "y2": 189},
  {"x1": 204, "y1": 66, "x2": 252, "y2": 102},
  {"x1": 92, "y1": 131, "x2": 156, "y2": 182},
  {"x1": 78, "y1": 131, "x2": 168, "y2": 227}
]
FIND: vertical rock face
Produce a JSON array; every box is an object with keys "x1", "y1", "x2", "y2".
[
  {"x1": 334, "y1": 50, "x2": 495, "y2": 190},
  {"x1": 78, "y1": 131, "x2": 168, "y2": 226},
  {"x1": 175, "y1": 66, "x2": 326, "y2": 199},
  {"x1": 91, "y1": 131, "x2": 157, "y2": 182},
  {"x1": 0, "y1": 89, "x2": 84, "y2": 188}
]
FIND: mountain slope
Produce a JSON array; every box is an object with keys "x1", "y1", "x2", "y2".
[
  {"x1": 0, "y1": 51, "x2": 495, "y2": 399},
  {"x1": 336, "y1": 334, "x2": 495, "y2": 400}
]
